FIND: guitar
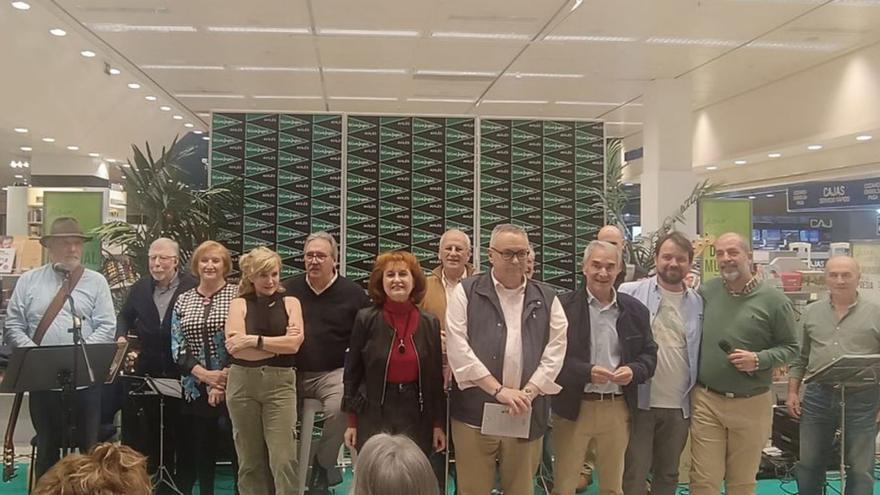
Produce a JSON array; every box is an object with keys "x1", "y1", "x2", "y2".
[{"x1": 2, "y1": 393, "x2": 22, "y2": 481}]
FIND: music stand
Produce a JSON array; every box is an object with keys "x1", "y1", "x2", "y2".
[
  {"x1": 803, "y1": 353, "x2": 880, "y2": 493},
  {"x1": 123, "y1": 374, "x2": 183, "y2": 495},
  {"x1": 0, "y1": 343, "x2": 126, "y2": 456}
]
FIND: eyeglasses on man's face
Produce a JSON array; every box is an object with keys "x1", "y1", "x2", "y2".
[
  {"x1": 305, "y1": 252, "x2": 330, "y2": 262},
  {"x1": 489, "y1": 247, "x2": 529, "y2": 262},
  {"x1": 148, "y1": 254, "x2": 177, "y2": 263}
]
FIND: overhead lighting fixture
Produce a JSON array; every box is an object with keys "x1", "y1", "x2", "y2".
[
  {"x1": 145, "y1": 95, "x2": 157, "y2": 101},
  {"x1": 481, "y1": 99, "x2": 549, "y2": 104},
  {"x1": 747, "y1": 40, "x2": 841, "y2": 52},
  {"x1": 807, "y1": 144, "x2": 823, "y2": 151},
  {"x1": 19, "y1": 146, "x2": 32, "y2": 152},
  {"x1": 13, "y1": 127, "x2": 28, "y2": 133},
  {"x1": 505, "y1": 72, "x2": 584, "y2": 79},
  {"x1": 766, "y1": 194, "x2": 775, "y2": 198},
  {"x1": 108, "y1": 67, "x2": 121, "y2": 75},
  {"x1": 80, "y1": 50, "x2": 96, "y2": 58},
  {"x1": 252, "y1": 95, "x2": 323, "y2": 100},
  {"x1": 196, "y1": 112, "x2": 210, "y2": 117},
  {"x1": 88, "y1": 152, "x2": 100, "y2": 157},
  {"x1": 235, "y1": 66, "x2": 317, "y2": 72},
  {"x1": 768, "y1": 152, "x2": 782, "y2": 158},
  {"x1": 172, "y1": 115, "x2": 183, "y2": 120},
  {"x1": 184, "y1": 123, "x2": 194, "y2": 128},
  {"x1": 175, "y1": 93, "x2": 246, "y2": 99},
  {"x1": 748, "y1": 195, "x2": 756, "y2": 200},
  {"x1": 415, "y1": 69, "x2": 497, "y2": 77},
  {"x1": 127, "y1": 82, "x2": 141, "y2": 89},
  {"x1": 106, "y1": 158, "x2": 117, "y2": 163},
  {"x1": 89, "y1": 23, "x2": 198, "y2": 33},
  {"x1": 49, "y1": 28, "x2": 66, "y2": 37},
  {"x1": 406, "y1": 97, "x2": 475, "y2": 103},
  {"x1": 555, "y1": 101, "x2": 621, "y2": 106},
  {"x1": 856, "y1": 134, "x2": 873, "y2": 141},
  {"x1": 430, "y1": 31, "x2": 530, "y2": 40},
  {"x1": 646, "y1": 36, "x2": 741, "y2": 48},
  {"x1": 10, "y1": 2, "x2": 30, "y2": 10},
  {"x1": 324, "y1": 67, "x2": 408, "y2": 74},
  {"x1": 202, "y1": 136, "x2": 210, "y2": 141},
  {"x1": 544, "y1": 34, "x2": 637, "y2": 42},
  {"x1": 734, "y1": 159, "x2": 748, "y2": 165},
  {"x1": 141, "y1": 64, "x2": 225, "y2": 70},
  {"x1": 121, "y1": 163, "x2": 131, "y2": 168},
  {"x1": 318, "y1": 28, "x2": 420, "y2": 37},
  {"x1": 66, "y1": 145, "x2": 79, "y2": 151},
  {"x1": 159, "y1": 105, "x2": 171, "y2": 111},
  {"x1": 193, "y1": 130, "x2": 204, "y2": 134},
  {"x1": 13, "y1": 174, "x2": 23, "y2": 179},
  {"x1": 205, "y1": 26, "x2": 310, "y2": 34},
  {"x1": 41, "y1": 137, "x2": 55, "y2": 143},
  {"x1": 605, "y1": 121, "x2": 644, "y2": 125},
  {"x1": 706, "y1": 166, "x2": 719, "y2": 170},
  {"x1": 328, "y1": 96, "x2": 399, "y2": 101}
]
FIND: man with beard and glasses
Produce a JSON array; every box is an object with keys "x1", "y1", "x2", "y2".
[
  {"x1": 689, "y1": 232, "x2": 798, "y2": 495},
  {"x1": 618, "y1": 231, "x2": 702, "y2": 495}
]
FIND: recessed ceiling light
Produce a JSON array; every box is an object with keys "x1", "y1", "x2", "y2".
[
  {"x1": 327, "y1": 96, "x2": 400, "y2": 102},
  {"x1": 768, "y1": 152, "x2": 782, "y2": 158},
  {"x1": 748, "y1": 195, "x2": 756, "y2": 200},
  {"x1": 482, "y1": 99, "x2": 549, "y2": 104},
  {"x1": 504, "y1": 72, "x2": 584, "y2": 79},
  {"x1": 121, "y1": 163, "x2": 130, "y2": 168},
  {"x1": 807, "y1": 144, "x2": 823, "y2": 151},
  {"x1": 205, "y1": 26, "x2": 310, "y2": 34},
  {"x1": 856, "y1": 134, "x2": 873, "y2": 141},
  {"x1": 235, "y1": 66, "x2": 317, "y2": 72},
  {"x1": 175, "y1": 93, "x2": 245, "y2": 99},
  {"x1": 88, "y1": 152, "x2": 100, "y2": 157},
  {"x1": 80, "y1": 50, "x2": 96, "y2": 58},
  {"x1": 415, "y1": 69, "x2": 497, "y2": 77},
  {"x1": 106, "y1": 158, "x2": 117, "y2": 163},
  {"x1": 11, "y1": 2, "x2": 30, "y2": 10},
  {"x1": 544, "y1": 34, "x2": 637, "y2": 42},
  {"x1": 766, "y1": 194, "x2": 775, "y2": 198},
  {"x1": 706, "y1": 166, "x2": 718, "y2": 170},
  {"x1": 159, "y1": 106, "x2": 171, "y2": 111},
  {"x1": 324, "y1": 67, "x2": 408, "y2": 75},
  {"x1": 13, "y1": 175, "x2": 23, "y2": 179},
  {"x1": 140, "y1": 64, "x2": 225, "y2": 70},
  {"x1": 193, "y1": 130, "x2": 204, "y2": 134},
  {"x1": 184, "y1": 123, "x2": 194, "y2": 128},
  {"x1": 145, "y1": 95, "x2": 157, "y2": 101},
  {"x1": 89, "y1": 23, "x2": 198, "y2": 33},
  {"x1": 555, "y1": 100, "x2": 622, "y2": 106},
  {"x1": 13, "y1": 127, "x2": 28, "y2": 133},
  {"x1": 431, "y1": 31, "x2": 530, "y2": 41},
  {"x1": 108, "y1": 67, "x2": 121, "y2": 75},
  {"x1": 172, "y1": 115, "x2": 183, "y2": 120},
  {"x1": 406, "y1": 97, "x2": 475, "y2": 103},
  {"x1": 252, "y1": 95, "x2": 323, "y2": 100},
  {"x1": 49, "y1": 28, "x2": 66, "y2": 37},
  {"x1": 41, "y1": 137, "x2": 55, "y2": 143},
  {"x1": 202, "y1": 136, "x2": 210, "y2": 141},
  {"x1": 318, "y1": 28, "x2": 420, "y2": 37},
  {"x1": 734, "y1": 160, "x2": 747, "y2": 165},
  {"x1": 127, "y1": 82, "x2": 141, "y2": 89},
  {"x1": 20, "y1": 146, "x2": 32, "y2": 152},
  {"x1": 66, "y1": 145, "x2": 79, "y2": 151}
]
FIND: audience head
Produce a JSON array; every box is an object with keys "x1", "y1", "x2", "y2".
[
  {"x1": 713, "y1": 232, "x2": 751, "y2": 283},
  {"x1": 33, "y1": 443, "x2": 151, "y2": 495},
  {"x1": 238, "y1": 246, "x2": 284, "y2": 297},
  {"x1": 438, "y1": 229, "x2": 472, "y2": 276},
  {"x1": 351, "y1": 433, "x2": 439, "y2": 495},
  {"x1": 597, "y1": 225, "x2": 625, "y2": 249},
  {"x1": 488, "y1": 224, "x2": 530, "y2": 286},
  {"x1": 582, "y1": 240, "x2": 621, "y2": 296},
  {"x1": 303, "y1": 231, "x2": 338, "y2": 280},
  {"x1": 190, "y1": 240, "x2": 231, "y2": 282},
  {"x1": 654, "y1": 231, "x2": 694, "y2": 288},
  {"x1": 525, "y1": 245, "x2": 536, "y2": 279},
  {"x1": 824, "y1": 255, "x2": 860, "y2": 299},
  {"x1": 148, "y1": 237, "x2": 180, "y2": 284},
  {"x1": 368, "y1": 251, "x2": 427, "y2": 305}
]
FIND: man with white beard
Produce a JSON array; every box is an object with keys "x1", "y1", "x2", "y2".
[{"x1": 688, "y1": 232, "x2": 798, "y2": 495}]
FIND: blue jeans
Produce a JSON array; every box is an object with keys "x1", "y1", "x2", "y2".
[{"x1": 797, "y1": 383, "x2": 880, "y2": 495}]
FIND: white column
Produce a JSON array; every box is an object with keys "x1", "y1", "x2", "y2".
[{"x1": 640, "y1": 79, "x2": 698, "y2": 236}]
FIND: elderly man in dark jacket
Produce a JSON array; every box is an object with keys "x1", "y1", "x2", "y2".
[{"x1": 551, "y1": 240, "x2": 657, "y2": 495}]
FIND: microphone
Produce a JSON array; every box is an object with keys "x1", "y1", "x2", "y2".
[
  {"x1": 52, "y1": 263, "x2": 71, "y2": 275},
  {"x1": 718, "y1": 339, "x2": 753, "y2": 376}
]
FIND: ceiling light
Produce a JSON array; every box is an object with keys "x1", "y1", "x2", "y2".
[
  {"x1": 66, "y1": 145, "x2": 79, "y2": 151},
  {"x1": 555, "y1": 101, "x2": 622, "y2": 106},
  {"x1": 19, "y1": 146, "x2": 32, "y2": 152},
  {"x1": 193, "y1": 130, "x2": 204, "y2": 134},
  {"x1": 505, "y1": 72, "x2": 584, "y2": 79},
  {"x1": 706, "y1": 166, "x2": 719, "y2": 170},
  {"x1": 10, "y1": 2, "x2": 30, "y2": 10},
  {"x1": 88, "y1": 152, "x2": 100, "y2": 157},
  {"x1": 172, "y1": 115, "x2": 183, "y2": 120},
  {"x1": 145, "y1": 95, "x2": 157, "y2": 101},
  {"x1": 235, "y1": 66, "x2": 317, "y2": 72},
  {"x1": 196, "y1": 112, "x2": 210, "y2": 117},
  {"x1": 89, "y1": 23, "x2": 197, "y2": 33},
  {"x1": 205, "y1": 26, "x2": 310, "y2": 34},
  {"x1": 49, "y1": 28, "x2": 66, "y2": 37},
  {"x1": 324, "y1": 67, "x2": 408, "y2": 74},
  {"x1": 481, "y1": 99, "x2": 549, "y2": 104},
  {"x1": 807, "y1": 144, "x2": 823, "y2": 151},
  {"x1": 140, "y1": 64, "x2": 225, "y2": 70},
  {"x1": 108, "y1": 67, "x2": 121, "y2": 75},
  {"x1": 80, "y1": 50, "x2": 96, "y2": 58},
  {"x1": 122, "y1": 163, "x2": 130, "y2": 168},
  {"x1": 766, "y1": 194, "x2": 775, "y2": 198},
  {"x1": 415, "y1": 69, "x2": 497, "y2": 77},
  {"x1": 406, "y1": 97, "x2": 475, "y2": 103},
  {"x1": 327, "y1": 96, "x2": 399, "y2": 101},
  {"x1": 202, "y1": 136, "x2": 210, "y2": 141},
  {"x1": 106, "y1": 158, "x2": 117, "y2": 163},
  {"x1": 430, "y1": 31, "x2": 530, "y2": 40},
  {"x1": 159, "y1": 106, "x2": 171, "y2": 111},
  {"x1": 605, "y1": 121, "x2": 644, "y2": 125},
  {"x1": 544, "y1": 34, "x2": 637, "y2": 42},
  {"x1": 13, "y1": 127, "x2": 28, "y2": 133},
  {"x1": 734, "y1": 159, "x2": 748, "y2": 165},
  {"x1": 747, "y1": 40, "x2": 841, "y2": 52},
  {"x1": 175, "y1": 93, "x2": 246, "y2": 99},
  {"x1": 13, "y1": 175, "x2": 23, "y2": 179},
  {"x1": 127, "y1": 82, "x2": 141, "y2": 89},
  {"x1": 252, "y1": 95, "x2": 323, "y2": 100},
  {"x1": 41, "y1": 137, "x2": 55, "y2": 143},
  {"x1": 318, "y1": 28, "x2": 420, "y2": 37},
  {"x1": 646, "y1": 36, "x2": 741, "y2": 48},
  {"x1": 856, "y1": 134, "x2": 873, "y2": 141},
  {"x1": 184, "y1": 123, "x2": 194, "y2": 128},
  {"x1": 768, "y1": 152, "x2": 782, "y2": 158},
  {"x1": 748, "y1": 195, "x2": 756, "y2": 200}
]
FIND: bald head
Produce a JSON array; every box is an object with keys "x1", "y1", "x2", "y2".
[{"x1": 597, "y1": 225, "x2": 625, "y2": 248}]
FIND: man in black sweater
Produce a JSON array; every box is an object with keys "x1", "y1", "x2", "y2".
[{"x1": 283, "y1": 231, "x2": 370, "y2": 494}]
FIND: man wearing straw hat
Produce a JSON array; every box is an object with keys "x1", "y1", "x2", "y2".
[{"x1": 5, "y1": 216, "x2": 116, "y2": 480}]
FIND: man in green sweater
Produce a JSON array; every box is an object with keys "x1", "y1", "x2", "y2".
[{"x1": 689, "y1": 232, "x2": 798, "y2": 495}]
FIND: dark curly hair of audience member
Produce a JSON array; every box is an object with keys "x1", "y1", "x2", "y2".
[{"x1": 33, "y1": 443, "x2": 151, "y2": 495}]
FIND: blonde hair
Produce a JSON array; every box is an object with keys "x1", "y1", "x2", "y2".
[
  {"x1": 33, "y1": 443, "x2": 151, "y2": 495},
  {"x1": 190, "y1": 240, "x2": 231, "y2": 279},
  {"x1": 238, "y1": 246, "x2": 283, "y2": 296}
]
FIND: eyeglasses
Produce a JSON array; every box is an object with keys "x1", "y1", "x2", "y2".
[
  {"x1": 148, "y1": 255, "x2": 177, "y2": 262},
  {"x1": 489, "y1": 247, "x2": 529, "y2": 261},
  {"x1": 305, "y1": 252, "x2": 330, "y2": 262}
]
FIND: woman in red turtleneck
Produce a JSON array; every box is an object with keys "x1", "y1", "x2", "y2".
[{"x1": 342, "y1": 251, "x2": 446, "y2": 459}]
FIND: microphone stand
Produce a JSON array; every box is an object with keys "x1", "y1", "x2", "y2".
[{"x1": 62, "y1": 273, "x2": 95, "y2": 456}]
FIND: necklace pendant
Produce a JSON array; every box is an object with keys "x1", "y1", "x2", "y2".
[{"x1": 397, "y1": 339, "x2": 406, "y2": 354}]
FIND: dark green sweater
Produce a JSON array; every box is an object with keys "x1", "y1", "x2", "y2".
[{"x1": 698, "y1": 277, "x2": 798, "y2": 395}]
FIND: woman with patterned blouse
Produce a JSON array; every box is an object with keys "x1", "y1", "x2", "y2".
[
  {"x1": 171, "y1": 240, "x2": 239, "y2": 494},
  {"x1": 225, "y1": 247, "x2": 304, "y2": 494}
]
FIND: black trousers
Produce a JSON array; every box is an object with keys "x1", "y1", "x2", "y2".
[
  {"x1": 29, "y1": 386, "x2": 102, "y2": 481},
  {"x1": 357, "y1": 384, "x2": 434, "y2": 456},
  {"x1": 176, "y1": 412, "x2": 238, "y2": 495}
]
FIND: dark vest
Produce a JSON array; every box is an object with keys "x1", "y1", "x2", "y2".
[{"x1": 450, "y1": 272, "x2": 556, "y2": 440}]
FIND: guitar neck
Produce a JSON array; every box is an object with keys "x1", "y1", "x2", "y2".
[{"x1": 2, "y1": 393, "x2": 23, "y2": 482}]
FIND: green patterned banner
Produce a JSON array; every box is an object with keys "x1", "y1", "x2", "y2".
[
  {"x1": 345, "y1": 116, "x2": 476, "y2": 286},
  {"x1": 479, "y1": 119, "x2": 605, "y2": 292}
]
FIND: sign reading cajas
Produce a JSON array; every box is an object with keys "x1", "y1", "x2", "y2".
[{"x1": 787, "y1": 178, "x2": 880, "y2": 211}]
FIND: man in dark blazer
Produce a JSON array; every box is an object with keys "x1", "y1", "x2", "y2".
[
  {"x1": 116, "y1": 237, "x2": 197, "y2": 478},
  {"x1": 551, "y1": 240, "x2": 657, "y2": 495}
]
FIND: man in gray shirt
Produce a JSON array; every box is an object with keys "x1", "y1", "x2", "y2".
[{"x1": 787, "y1": 256, "x2": 880, "y2": 495}]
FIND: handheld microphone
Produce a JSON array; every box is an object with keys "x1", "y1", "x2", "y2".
[{"x1": 718, "y1": 339, "x2": 753, "y2": 376}]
